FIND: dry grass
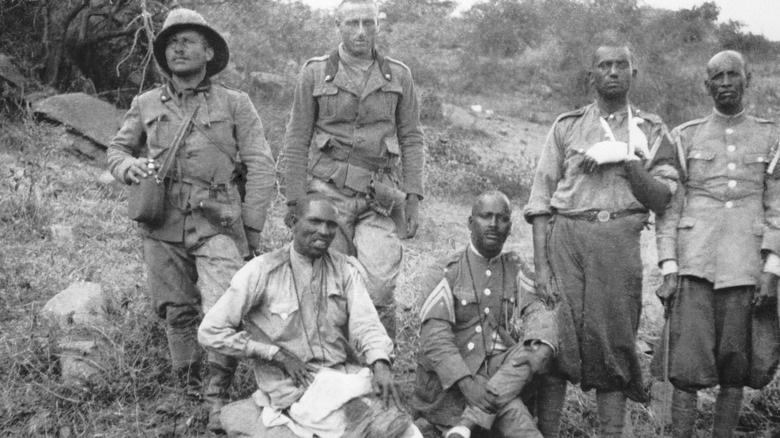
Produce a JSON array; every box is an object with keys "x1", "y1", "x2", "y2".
[{"x1": 0, "y1": 113, "x2": 778, "y2": 437}]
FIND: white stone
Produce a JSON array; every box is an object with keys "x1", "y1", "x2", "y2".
[{"x1": 41, "y1": 281, "x2": 106, "y2": 326}]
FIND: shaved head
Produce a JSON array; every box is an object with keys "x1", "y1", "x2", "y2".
[
  {"x1": 707, "y1": 50, "x2": 747, "y2": 77},
  {"x1": 471, "y1": 190, "x2": 511, "y2": 217}
]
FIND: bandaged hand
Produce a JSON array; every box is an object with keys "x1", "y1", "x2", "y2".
[{"x1": 584, "y1": 141, "x2": 633, "y2": 164}]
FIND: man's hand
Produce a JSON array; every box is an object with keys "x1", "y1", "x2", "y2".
[
  {"x1": 535, "y1": 262, "x2": 559, "y2": 307},
  {"x1": 579, "y1": 154, "x2": 600, "y2": 174},
  {"x1": 124, "y1": 158, "x2": 154, "y2": 184},
  {"x1": 272, "y1": 347, "x2": 311, "y2": 388},
  {"x1": 754, "y1": 272, "x2": 779, "y2": 309},
  {"x1": 370, "y1": 360, "x2": 402, "y2": 410},
  {"x1": 457, "y1": 376, "x2": 496, "y2": 413},
  {"x1": 656, "y1": 272, "x2": 678, "y2": 309},
  {"x1": 511, "y1": 342, "x2": 554, "y2": 374},
  {"x1": 244, "y1": 226, "x2": 262, "y2": 259},
  {"x1": 405, "y1": 195, "x2": 420, "y2": 238}
]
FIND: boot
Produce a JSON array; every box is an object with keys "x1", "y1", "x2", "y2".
[
  {"x1": 204, "y1": 357, "x2": 238, "y2": 434},
  {"x1": 712, "y1": 387, "x2": 743, "y2": 438},
  {"x1": 536, "y1": 374, "x2": 567, "y2": 438},
  {"x1": 670, "y1": 388, "x2": 696, "y2": 438},
  {"x1": 155, "y1": 361, "x2": 203, "y2": 416},
  {"x1": 596, "y1": 391, "x2": 626, "y2": 438}
]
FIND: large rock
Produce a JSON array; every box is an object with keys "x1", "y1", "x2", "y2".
[
  {"x1": 41, "y1": 281, "x2": 106, "y2": 326},
  {"x1": 0, "y1": 54, "x2": 25, "y2": 89},
  {"x1": 32, "y1": 93, "x2": 125, "y2": 148}
]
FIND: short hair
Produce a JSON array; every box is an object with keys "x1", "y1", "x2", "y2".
[
  {"x1": 336, "y1": 0, "x2": 379, "y2": 21},
  {"x1": 292, "y1": 194, "x2": 337, "y2": 222},
  {"x1": 471, "y1": 190, "x2": 512, "y2": 217},
  {"x1": 707, "y1": 50, "x2": 748, "y2": 76},
  {"x1": 591, "y1": 45, "x2": 635, "y2": 67}
]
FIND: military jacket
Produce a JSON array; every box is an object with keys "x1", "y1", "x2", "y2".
[
  {"x1": 107, "y1": 82, "x2": 276, "y2": 256},
  {"x1": 523, "y1": 103, "x2": 679, "y2": 222},
  {"x1": 656, "y1": 110, "x2": 780, "y2": 289},
  {"x1": 416, "y1": 247, "x2": 557, "y2": 390},
  {"x1": 283, "y1": 49, "x2": 424, "y2": 201}
]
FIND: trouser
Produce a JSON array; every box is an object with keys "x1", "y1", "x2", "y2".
[
  {"x1": 309, "y1": 178, "x2": 401, "y2": 339},
  {"x1": 548, "y1": 214, "x2": 646, "y2": 401},
  {"x1": 460, "y1": 346, "x2": 542, "y2": 437},
  {"x1": 662, "y1": 277, "x2": 752, "y2": 391},
  {"x1": 143, "y1": 234, "x2": 244, "y2": 371}
]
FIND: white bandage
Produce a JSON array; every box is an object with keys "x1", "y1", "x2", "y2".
[
  {"x1": 585, "y1": 141, "x2": 630, "y2": 164},
  {"x1": 764, "y1": 253, "x2": 780, "y2": 276},
  {"x1": 661, "y1": 260, "x2": 679, "y2": 275}
]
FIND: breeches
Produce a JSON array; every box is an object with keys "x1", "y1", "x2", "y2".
[
  {"x1": 143, "y1": 234, "x2": 243, "y2": 367},
  {"x1": 665, "y1": 277, "x2": 752, "y2": 391},
  {"x1": 548, "y1": 214, "x2": 646, "y2": 401}
]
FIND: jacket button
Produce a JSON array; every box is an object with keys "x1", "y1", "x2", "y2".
[
  {"x1": 486, "y1": 269, "x2": 491, "y2": 277},
  {"x1": 484, "y1": 288, "x2": 491, "y2": 296},
  {"x1": 727, "y1": 145, "x2": 736, "y2": 152},
  {"x1": 728, "y1": 180, "x2": 737, "y2": 188},
  {"x1": 484, "y1": 307, "x2": 490, "y2": 314},
  {"x1": 467, "y1": 342, "x2": 475, "y2": 350},
  {"x1": 725, "y1": 201, "x2": 734, "y2": 209},
  {"x1": 728, "y1": 163, "x2": 736, "y2": 170},
  {"x1": 726, "y1": 128, "x2": 734, "y2": 134},
  {"x1": 461, "y1": 299, "x2": 468, "y2": 306},
  {"x1": 475, "y1": 326, "x2": 482, "y2": 333}
]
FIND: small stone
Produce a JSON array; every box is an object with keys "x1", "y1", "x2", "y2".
[
  {"x1": 50, "y1": 224, "x2": 74, "y2": 242},
  {"x1": 41, "y1": 281, "x2": 106, "y2": 327}
]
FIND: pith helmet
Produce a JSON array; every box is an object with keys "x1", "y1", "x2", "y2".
[{"x1": 153, "y1": 8, "x2": 229, "y2": 77}]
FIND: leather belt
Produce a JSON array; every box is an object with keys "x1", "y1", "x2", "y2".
[
  {"x1": 323, "y1": 140, "x2": 393, "y2": 174},
  {"x1": 558, "y1": 208, "x2": 647, "y2": 222}
]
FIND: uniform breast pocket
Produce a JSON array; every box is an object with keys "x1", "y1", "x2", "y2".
[
  {"x1": 313, "y1": 85, "x2": 340, "y2": 118},
  {"x1": 379, "y1": 83, "x2": 403, "y2": 118},
  {"x1": 268, "y1": 299, "x2": 299, "y2": 323},
  {"x1": 454, "y1": 294, "x2": 480, "y2": 326},
  {"x1": 144, "y1": 112, "x2": 174, "y2": 150},
  {"x1": 742, "y1": 154, "x2": 769, "y2": 182},
  {"x1": 326, "y1": 293, "x2": 348, "y2": 328},
  {"x1": 686, "y1": 149, "x2": 715, "y2": 181}
]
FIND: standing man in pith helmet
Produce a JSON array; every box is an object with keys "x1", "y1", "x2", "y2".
[
  {"x1": 107, "y1": 7, "x2": 276, "y2": 433},
  {"x1": 283, "y1": 0, "x2": 425, "y2": 341}
]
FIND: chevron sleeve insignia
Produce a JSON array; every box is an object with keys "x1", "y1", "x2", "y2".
[{"x1": 419, "y1": 278, "x2": 455, "y2": 324}]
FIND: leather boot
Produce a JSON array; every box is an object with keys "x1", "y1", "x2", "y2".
[
  {"x1": 204, "y1": 357, "x2": 238, "y2": 434},
  {"x1": 596, "y1": 391, "x2": 626, "y2": 438},
  {"x1": 712, "y1": 387, "x2": 743, "y2": 438},
  {"x1": 536, "y1": 374, "x2": 567, "y2": 438},
  {"x1": 670, "y1": 388, "x2": 696, "y2": 438},
  {"x1": 179, "y1": 360, "x2": 203, "y2": 399}
]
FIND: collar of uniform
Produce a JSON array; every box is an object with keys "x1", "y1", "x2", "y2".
[
  {"x1": 161, "y1": 78, "x2": 212, "y2": 102},
  {"x1": 711, "y1": 107, "x2": 746, "y2": 123},
  {"x1": 595, "y1": 102, "x2": 633, "y2": 122},
  {"x1": 468, "y1": 242, "x2": 501, "y2": 266},
  {"x1": 338, "y1": 43, "x2": 375, "y2": 72}
]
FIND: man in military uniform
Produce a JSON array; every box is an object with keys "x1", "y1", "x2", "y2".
[
  {"x1": 412, "y1": 191, "x2": 557, "y2": 438},
  {"x1": 523, "y1": 45, "x2": 680, "y2": 436},
  {"x1": 107, "y1": 8, "x2": 276, "y2": 432},
  {"x1": 653, "y1": 50, "x2": 780, "y2": 438},
  {"x1": 283, "y1": 0, "x2": 424, "y2": 340}
]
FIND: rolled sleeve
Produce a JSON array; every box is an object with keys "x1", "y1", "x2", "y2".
[
  {"x1": 198, "y1": 259, "x2": 277, "y2": 360},
  {"x1": 107, "y1": 96, "x2": 145, "y2": 184},
  {"x1": 233, "y1": 93, "x2": 276, "y2": 232},
  {"x1": 283, "y1": 64, "x2": 318, "y2": 203},
  {"x1": 519, "y1": 299, "x2": 558, "y2": 352},
  {"x1": 524, "y1": 124, "x2": 563, "y2": 223},
  {"x1": 419, "y1": 318, "x2": 472, "y2": 390},
  {"x1": 656, "y1": 177, "x2": 685, "y2": 264}
]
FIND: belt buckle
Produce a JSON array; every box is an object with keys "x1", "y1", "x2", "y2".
[{"x1": 596, "y1": 210, "x2": 611, "y2": 222}]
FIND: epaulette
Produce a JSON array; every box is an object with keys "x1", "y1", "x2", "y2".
[
  {"x1": 216, "y1": 81, "x2": 242, "y2": 92},
  {"x1": 440, "y1": 251, "x2": 462, "y2": 273},
  {"x1": 674, "y1": 117, "x2": 707, "y2": 133},
  {"x1": 321, "y1": 49, "x2": 392, "y2": 83},
  {"x1": 385, "y1": 56, "x2": 411, "y2": 72},
  {"x1": 554, "y1": 106, "x2": 587, "y2": 124},
  {"x1": 303, "y1": 54, "x2": 329, "y2": 67},
  {"x1": 755, "y1": 117, "x2": 775, "y2": 124}
]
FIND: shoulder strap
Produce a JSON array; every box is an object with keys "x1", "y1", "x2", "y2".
[
  {"x1": 192, "y1": 120, "x2": 238, "y2": 163},
  {"x1": 156, "y1": 105, "x2": 199, "y2": 182}
]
